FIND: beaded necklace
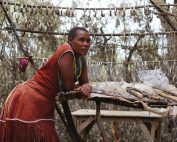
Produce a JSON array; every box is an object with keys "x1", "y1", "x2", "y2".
[{"x1": 74, "y1": 56, "x2": 82, "y2": 86}]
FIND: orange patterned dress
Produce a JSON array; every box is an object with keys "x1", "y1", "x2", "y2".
[{"x1": 0, "y1": 43, "x2": 76, "y2": 142}]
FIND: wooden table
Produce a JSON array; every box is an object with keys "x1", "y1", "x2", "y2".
[{"x1": 72, "y1": 109, "x2": 163, "y2": 142}]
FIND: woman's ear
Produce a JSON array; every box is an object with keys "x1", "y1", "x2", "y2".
[{"x1": 68, "y1": 37, "x2": 72, "y2": 44}]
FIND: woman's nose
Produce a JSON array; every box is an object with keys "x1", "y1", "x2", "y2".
[{"x1": 84, "y1": 41, "x2": 90, "y2": 47}]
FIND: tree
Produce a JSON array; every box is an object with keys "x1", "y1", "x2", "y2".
[{"x1": 150, "y1": 0, "x2": 177, "y2": 60}]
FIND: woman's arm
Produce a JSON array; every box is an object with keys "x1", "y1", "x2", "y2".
[
  {"x1": 79, "y1": 58, "x2": 89, "y2": 85},
  {"x1": 58, "y1": 52, "x2": 75, "y2": 91},
  {"x1": 75, "y1": 59, "x2": 92, "y2": 97}
]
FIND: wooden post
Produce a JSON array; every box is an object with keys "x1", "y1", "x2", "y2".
[{"x1": 95, "y1": 101, "x2": 109, "y2": 142}]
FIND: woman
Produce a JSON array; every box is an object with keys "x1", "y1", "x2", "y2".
[{"x1": 0, "y1": 27, "x2": 92, "y2": 142}]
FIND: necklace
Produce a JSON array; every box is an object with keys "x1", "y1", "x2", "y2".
[{"x1": 74, "y1": 57, "x2": 82, "y2": 85}]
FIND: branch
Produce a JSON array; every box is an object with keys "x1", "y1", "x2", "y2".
[
  {"x1": 126, "y1": 36, "x2": 144, "y2": 62},
  {"x1": 150, "y1": 0, "x2": 177, "y2": 31},
  {"x1": 0, "y1": 2, "x2": 37, "y2": 70}
]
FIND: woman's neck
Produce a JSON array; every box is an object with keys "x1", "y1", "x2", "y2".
[{"x1": 74, "y1": 53, "x2": 81, "y2": 59}]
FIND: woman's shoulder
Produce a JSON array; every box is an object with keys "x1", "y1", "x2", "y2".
[
  {"x1": 57, "y1": 43, "x2": 72, "y2": 51},
  {"x1": 51, "y1": 43, "x2": 73, "y2": 60},
  {"x1": 52, "y1": 43, "x2": 73, "y2": 57}
]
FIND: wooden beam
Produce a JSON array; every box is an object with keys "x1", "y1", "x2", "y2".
[
  {"x1": 3, "y1": 27, "x2": 177, "y2": 37},
  {"x1": 77, "y1": 116, "x2": 95, "y2": 134},
  {"x1": 1, "y1": 1, "x2": 177, "y2": 11}
]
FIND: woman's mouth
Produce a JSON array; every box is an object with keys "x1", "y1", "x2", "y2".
[{"x1": 81, "y1": 46, "x2": 87, "y2": 49}]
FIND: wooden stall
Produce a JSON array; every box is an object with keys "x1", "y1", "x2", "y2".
[{"x1": 72, "y1": 109, "x2": 163, "y2": 142}]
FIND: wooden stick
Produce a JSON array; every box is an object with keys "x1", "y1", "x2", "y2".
[
  {"x1": 138, "y1": 101, "x2": 169, "y2": 117},
  {"x1": 126, "y1": 87, "x2": 144, "y2": 99},
  {"x1": 1, "y1": 1, "x2": 177, "y2": 11},
  {"x1": 154, "y1": 89, "x2": 177, "y2": 102},
  {"x1": 4, "y1": 27, "x2": 177, "y2": 37}
]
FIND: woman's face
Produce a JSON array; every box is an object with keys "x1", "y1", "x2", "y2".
[{"x1": 69, "y1": 30, "x2": 91, "y2": 56}]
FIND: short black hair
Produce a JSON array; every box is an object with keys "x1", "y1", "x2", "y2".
[{"x1": 68, "y1": 27, "x2": 89, "y2": 41}]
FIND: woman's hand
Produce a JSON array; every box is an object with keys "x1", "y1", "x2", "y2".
[{"x1": 74, "y1": 83, "x2": 92, "y2": 98}]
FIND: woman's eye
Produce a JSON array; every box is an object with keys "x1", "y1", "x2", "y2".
[{"x1": 79, "y1": 38, "x2": 85, "y2": 42}]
